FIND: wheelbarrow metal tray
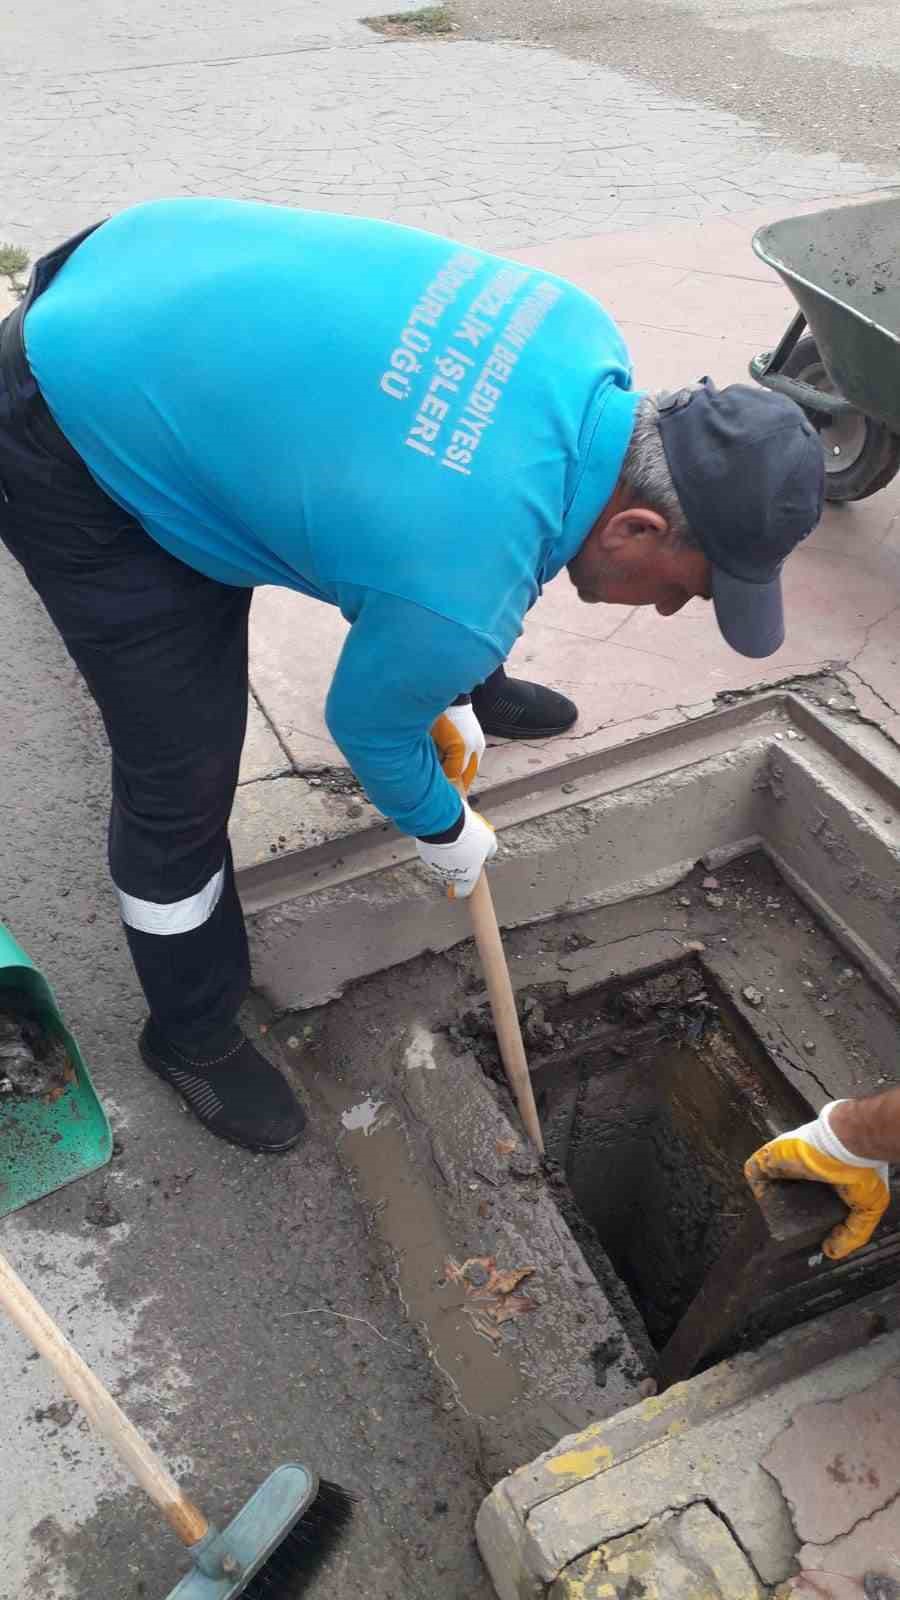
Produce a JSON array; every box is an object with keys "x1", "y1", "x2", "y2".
[
  {"x1": 0, "y1": 923, "x2": 112, "y2": 1217},
  {"x1": 754, "y1": 196, "x2": 900, "y2": 431}
]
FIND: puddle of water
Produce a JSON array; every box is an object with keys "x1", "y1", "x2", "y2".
[
  {"x1": 313, "y1": 1070, "x2": 523, "y2": 1419},
  {"x1": 340, "y1": 1097, "x2": 385, "y2": 1135}
]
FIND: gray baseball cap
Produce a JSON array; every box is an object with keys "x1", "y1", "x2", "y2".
[{"x1": 658, "y1": 379, "x2": 825, "y2": 658}]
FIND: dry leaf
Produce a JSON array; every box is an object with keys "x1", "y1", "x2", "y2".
[
  {"x1": 495, "y1": 1138, "x2": 517, "y2": 1156},
  {"x1": 445, "y1": 1255, "x2": 540, "y2": 1341},
  {"x1": 491, "y1": 1294, "x2": 539, "y2": 1325},
  {"x1": 490, "y1": 1266, "x2": 535, "y2": 1296},
  {"x1": 466, "y1": 1309, "x2": 502, "y2": 1345},
  {"x1": 444, "y1": 1254, "x2": 495, "y2": 1285}
]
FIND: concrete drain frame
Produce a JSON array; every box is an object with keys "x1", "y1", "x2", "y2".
[
  {"x1": 245, "y1": 684, "x2": 900, "y2": 1018},
  {"x1": 249, "y1": 686, "x2": 900, "y2": 1595}
]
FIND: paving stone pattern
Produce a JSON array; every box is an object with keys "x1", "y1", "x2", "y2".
[{"x1": 0, "y1": 0, "x2": 886, "y2": 256}]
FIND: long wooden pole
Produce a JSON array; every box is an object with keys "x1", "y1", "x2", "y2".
[
  {"x1": 461, "y1": 845, "x2": 544, "y2": 1155},
  {"x1": 0, "y1": 1249, "x2": 210, "y2": 1547}
]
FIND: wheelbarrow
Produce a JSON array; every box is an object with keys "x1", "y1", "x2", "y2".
[
  {"x1": 0, "y1": 921, "x2": 111, "y2": 1217},
  {"x1": 750, "y1": 196, "x2": 900, "y2": 502}
]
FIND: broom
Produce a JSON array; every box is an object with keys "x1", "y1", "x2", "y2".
[{"x1": 0, "y1": 1246, "x2": 353, "y2": 1598}]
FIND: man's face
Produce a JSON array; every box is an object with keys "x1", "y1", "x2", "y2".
[{"x1": 567, "y1": 496, "x2": 712, "y2": 618}]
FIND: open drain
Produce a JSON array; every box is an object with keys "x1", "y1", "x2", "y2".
[
  {"x1": 532, "y1": 964, "x2": 808, "y2": 1349},
  {"x1": 441, "y1": 851, "x2": 900, "y2": 1384},
  {"x1": 301, "y1": 842, "x2": 900, "y2": 1456},
  {"x1": 517, "y1": 949, "x2": 900, "y2": 1378}
]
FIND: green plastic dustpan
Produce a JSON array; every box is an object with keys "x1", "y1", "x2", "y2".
[{"x1": 0, "y1": 923, "x2": 112, "y2": 1217}]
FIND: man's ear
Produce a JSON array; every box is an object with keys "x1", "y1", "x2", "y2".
[{"x1": 598, "y1": 506, "x2": 669, "y2": 552}]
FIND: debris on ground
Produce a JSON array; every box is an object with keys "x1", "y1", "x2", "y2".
[
  {"x1": 444, "y1": 1255, "x2": 538, "y2": 1344},
  {"x1": 33, "y1": 1400, "x2": 77, "y2": 1430},
  {"x1": 0, "y1": 1010, "x2": 74, "y2": 1101},
  {"x1": 302, "y1": 766, "x2": 366, "y2": 797},
  {"x1": 742, "y1": 984, "x2": 766, "y2": 1008},
  {"x1": 590, "y1": 1333, "x2": 625, "y2": 1388},
  {"x1": 85, "y1": 1189, "x2": 123, "y2": 1229}
]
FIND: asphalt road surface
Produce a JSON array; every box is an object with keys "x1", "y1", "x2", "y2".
[{"x1": 455, "y1": 0, "x2": 900, "y2": 175}]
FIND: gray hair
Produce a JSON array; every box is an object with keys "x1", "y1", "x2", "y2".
[{"x1": 620, "y1": 390, "x2": 700, "y2": 547}]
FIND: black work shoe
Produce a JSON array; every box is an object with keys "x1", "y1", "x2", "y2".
[
  {"x1": 139, "y1": 1020, "x2": 306, "y2": 1152},
  {"x1": 472, "y1": 668, "x2": 578, "y2": 740}
]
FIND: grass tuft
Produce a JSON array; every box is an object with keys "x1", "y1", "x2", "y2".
[
  {"x1": 0, "y1": 243, "x2": 29, "y2": 278},
  {"x1": 363, "y1": 5, "x2": 456, "y2": 35}
]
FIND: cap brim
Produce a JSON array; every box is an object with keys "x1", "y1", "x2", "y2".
[{"x1": 712, "y1": 566, "x2": 784, "y2": 659}]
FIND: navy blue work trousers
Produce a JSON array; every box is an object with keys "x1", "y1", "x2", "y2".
[{"x1": 0, "y1": 233, "x2": 251, "y2": 1049}]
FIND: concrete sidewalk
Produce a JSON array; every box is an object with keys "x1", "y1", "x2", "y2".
[{"x1": 0, "y1": 0, "x2": 887, "y2": 257}]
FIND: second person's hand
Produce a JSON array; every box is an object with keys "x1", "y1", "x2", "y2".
[{"x1": 745, "y1": 1101, "x2": 890, "y2": 1260}]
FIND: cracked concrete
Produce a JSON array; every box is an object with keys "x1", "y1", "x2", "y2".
[
  {"x1": 476, "y1": 1316, "x2": 900, "y2": 1600},
  {"x1": 549, "y1": 1503, "x2": 765, "y2": 1598},
  {"x1": 763, "y1": 1370, "x2": 900, "y2": 1583}
]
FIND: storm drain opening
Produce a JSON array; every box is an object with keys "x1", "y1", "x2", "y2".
[
  {"x1": 537, "y1": 965, "x2": 802, "y2": 1349},
  {"x1": 298, "y1": 844, "x2": 900, "y2": 1446},
  {"x1": 484, "y1": 874, "x2": 900, "y2": 1384},
  {"x1": 525, "y1": 962, "x2": 812, "y2": 1357}
]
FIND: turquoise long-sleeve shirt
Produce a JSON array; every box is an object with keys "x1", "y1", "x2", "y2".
[{"x1": 25, "y1": 199, "x2": 639, "y2": 837}]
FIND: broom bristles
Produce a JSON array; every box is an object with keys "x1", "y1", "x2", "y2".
[{"x1": 240, "y1": 1479, "x2": 354, "y2": 1598}]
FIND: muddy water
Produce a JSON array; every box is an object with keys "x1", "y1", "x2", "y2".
[{"x1": 310, "y1": 1068, "x2": 524, "y2": 1418}]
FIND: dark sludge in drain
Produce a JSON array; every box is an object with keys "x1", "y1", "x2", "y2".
[
  {"x1": 462, "y1": 955, "x2": 900, "y2": 1378},
  {"x1": 529, "y1": 964, "x2": 791, "y2": 1349}
]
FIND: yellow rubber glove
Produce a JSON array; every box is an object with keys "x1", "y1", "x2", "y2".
[
  {"x1": 431, "y1": 702, "x2": 485, "y2": 793},
  {"x1": 745, "y1": 1101, "x2": 890, "y2": 1261}
]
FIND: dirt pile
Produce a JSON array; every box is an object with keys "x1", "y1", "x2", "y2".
[{"x1": 0, "y1": 1010, "x2": 73, "y2": 1101}]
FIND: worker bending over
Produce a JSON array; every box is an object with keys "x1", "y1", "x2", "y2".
[{"x1": 0, "y1": 199, "x2": 823, "y2": 1155}]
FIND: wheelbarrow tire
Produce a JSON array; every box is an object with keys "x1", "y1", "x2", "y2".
[{"x1": 781, "y1": 335, "x2": 900, "y2": 502}]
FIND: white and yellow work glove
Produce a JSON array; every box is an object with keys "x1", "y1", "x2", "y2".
[
  {"x1": 430, "y1": 701, "x2": 486, "y2": 793},
  {"x1": 416, "y1": 804, "x2": 497, "y2": 899},
  {"x1": 745, "y1": 1101, "x2": 890, "y2": 1261}
]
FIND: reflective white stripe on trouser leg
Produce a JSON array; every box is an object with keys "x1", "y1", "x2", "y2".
[{"x1": 115, "y1": 863, "x2": 226, "y2": 935}]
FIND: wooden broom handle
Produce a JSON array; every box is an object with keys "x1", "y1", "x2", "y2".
[
  {"x1": 0, "y1": 1248, "x2": 209, "y2": 1547},
  {"x1": 460, "y1": 820, "x2": 544, "y2": 1154}
]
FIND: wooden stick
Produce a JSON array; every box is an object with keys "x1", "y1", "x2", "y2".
[
  {"x1": 0, "y1": 1249, "x2": 210, "y2": 1547},
  {"x1": 464, "y1": 871, "x2": 545, "y2": 1156}
]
